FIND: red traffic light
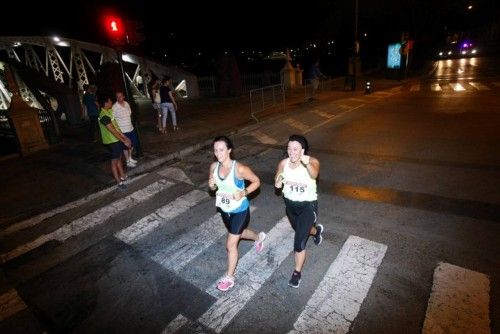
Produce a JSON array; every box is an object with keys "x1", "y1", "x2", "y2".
[{"x1": 104, "y1": 16, "x2": 125, "y2": 39}]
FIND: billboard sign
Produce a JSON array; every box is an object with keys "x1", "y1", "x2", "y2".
[{"x1": 387, "y1": 43, "x2": 402, "y2": 69}]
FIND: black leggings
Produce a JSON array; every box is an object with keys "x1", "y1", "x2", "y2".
[{"x1": 284, "y1": 199, "x2": 318, "y2": 252}]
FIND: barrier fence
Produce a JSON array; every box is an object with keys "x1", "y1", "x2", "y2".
[{"x1": 250, "y1": 84, "x2": 285, "y2": 122}]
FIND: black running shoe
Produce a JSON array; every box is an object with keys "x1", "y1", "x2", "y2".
[
  {"x1": 313, "y1": 224, "x2": 324, "y2": 246},
  {"x1": 288, "y1": 270, "x2": 301, "y2": 288}
]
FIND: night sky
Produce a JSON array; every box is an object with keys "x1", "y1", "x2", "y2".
[{"x1": 1, "y1": 0, "x2": 498, "y2": 73}]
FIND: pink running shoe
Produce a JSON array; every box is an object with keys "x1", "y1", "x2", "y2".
[
  {"x1": 254, "y1": 232, "x2": 266, "y2": 253},
  {"x1": 217, "y1": 275, "x2": 235, "y2": 292}
]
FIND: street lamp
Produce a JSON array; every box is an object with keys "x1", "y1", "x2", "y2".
[{"x1": 351, "y1": 0, "x2": 359, "y2": 91}]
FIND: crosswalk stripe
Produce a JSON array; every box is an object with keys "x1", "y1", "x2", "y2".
[
  {"x1": 348, "y1": 98, "x2": 364, "y2": 103},
  {"x1": 250, "y1": 130, "x2": 278, "y2": 145},
  {"x1": 0, "y1": 289, "x2": 27, "y2": 321},
  {"x1": 310, "y1": 109, "x2": 333, "y2": 119},
  {"x1": 0, "y1": 174, "x2": 148, "y2": 237},
  {"x1": 152, "y1": 213, "x2": 225, "y2": 273},
  {"x1": 1, "y1": 179, "x2": 174, "y2": 264},
  {"x1": 289, "y1": 235, "x2": 387, "y2": 334},
  {"x1": 198, "y1": 217, "x2": 294, "y2": 333},
  {"x1": 115, "y1": 189, "x2": 209, "y2": 244},
  {"x1": 430, "y1": 83, "x2": 442, "y2": 91},
  {"x1": 283, "y1": 118, "x2": 311, "y2": 132},
  {"x1": 158, "y1": 167, "x2": 194, "y2": 185},
  {"x1": 161, "y1": 314, "x2": 190, "y2": 334},
  {"x1": 422, "y1": 262, "x2": 490, "y2": 334},
  {"x1": 468, "y1": 82, "x2": 491, "y2": 91},
  {"x1": 450, "y1": 83, "x2": 466, "y2": 91},
  {"x1": 372, "y1": 91, "x2": 392, "y2": 96},
  {"x1": 410, "y1": 84, "x2": 420, "y2": 91}
]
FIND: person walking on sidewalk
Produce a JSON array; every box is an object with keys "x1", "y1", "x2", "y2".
[
  {"x1": 159, "y1": 76, "x2": 179, "y2": 133},
  {"x1": 112, "y1": 91, "x2": 138, "y2": 168},
  {"x1": 98, "y1": 95, "x2": 132, "y2": 191},
  {"x1": 208, "y1": 135, "x2": 266, "y2": 292},
  {"x1": 274, "y1": 134, "x2": 324, "y2": 288}
]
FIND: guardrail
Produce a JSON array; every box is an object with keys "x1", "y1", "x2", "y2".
[{"x1": 249, "y1": 83, "x2": 285, "y2": 122}]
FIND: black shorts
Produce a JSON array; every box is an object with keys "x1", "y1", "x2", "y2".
[
  {"x1": 284, "y1": 198, "x2": 318, "y2": 252},
  {"x1": 106, "y1": 141, "x2": 126, "y2": 160},
  {"x1": 218, "y1": 207, "x2": 250, "y2": 235}
]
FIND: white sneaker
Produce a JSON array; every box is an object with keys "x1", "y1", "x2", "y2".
[
  {"x1": 254, "y1": 232, "x2": 266, "y2": 253},
  {"x1": 129, "y1": 157, "x2": 138, "y2": 164},
  {"x1": 126, "y1": 160, "x2": 137, "y2": 168}
]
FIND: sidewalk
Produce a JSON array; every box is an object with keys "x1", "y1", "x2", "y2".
[{"x1": 0, "y1": 75, "x2": 403, "y2": 227}]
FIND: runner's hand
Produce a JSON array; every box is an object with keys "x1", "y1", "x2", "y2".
[
  {"x1": 208, "y1": 175, "x2": 216, "y2": 190},
  {"x1": 300, "y1": 155, "x2": 310, "y2": 166},
  {"x1": 275, "y1": 173, "x2": 284, "y2": 188},
  {"x1": 233, "y1": 190, "x2": 244, "y2": 201}
]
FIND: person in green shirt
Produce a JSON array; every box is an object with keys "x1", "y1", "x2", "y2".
[{"x1": 98, "y1": 95, "x2": 132, "y2": 190}]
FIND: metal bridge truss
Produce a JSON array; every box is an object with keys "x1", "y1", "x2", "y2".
[{"x1": 0, "y1": 36, "x2": 199, "y2": 110}]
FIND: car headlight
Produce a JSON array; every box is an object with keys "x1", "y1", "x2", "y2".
[{"x1": 471, "y1": 49, "x2": 477, "y2": 54}]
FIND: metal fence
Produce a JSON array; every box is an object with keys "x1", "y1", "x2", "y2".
[
  {"x1": 304, "y1": 77, "x2": 345, "y2": 101},
  {"x1": 250, "y1": 84, "x2": 285, "y2": 122},
  {"x1": 198, "y1": 72, "x2": 282, "y2": 97}
]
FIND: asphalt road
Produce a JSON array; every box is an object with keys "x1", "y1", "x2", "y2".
[{"x1": 1, "y1": 57, "x2": 499, "y2": 333}]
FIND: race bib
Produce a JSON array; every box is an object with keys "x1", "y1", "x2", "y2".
[{"x1": 216, "y1": 192, "x2": 234, "y2": 209}]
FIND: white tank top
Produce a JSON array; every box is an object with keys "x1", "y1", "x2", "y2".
[
  {"x1": 282, "y1": 158, "x2": 317, "y2": 202},
  {"x1": 214, "y1": 161, "x2": 249, "y2": 213}
]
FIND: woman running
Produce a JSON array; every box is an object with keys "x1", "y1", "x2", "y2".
[
  {"x1": 274, "y1": 134, "x2": 324, "y2": 288},
  {"x1": 208, "y1": 136, "x2": 266, "y2": 292}
]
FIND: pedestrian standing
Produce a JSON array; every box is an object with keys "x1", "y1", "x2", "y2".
[
  {"x1": 159, "y1": 76, "x2": 179, "y2": 133},
  {"x1": 150, "y1": 79, "x2": 162, "y2": 131},
  {"x1": 98, "y1": 95, "x2": 131, "y2": 190},
  {"x1": 208, "y1": 136, "x2": 266, "y2": 292},
  {"x1": 82, "y1": 84, "x2": 99, "y2": 142},
  {"x1": 112, "y1": 91, "x2": 139, "y2": 168},
  {"x1": 274, "y1": 134, "x2": 324, "y2": 288}
]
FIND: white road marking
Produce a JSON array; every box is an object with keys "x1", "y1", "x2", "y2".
[
  {"x1": 152, "y1": 206, "x2": 255, "y2": 274},
  {"x1": 1, "y1": 180, "x2": 172, "y2": 263},
  {"x1": 250, "y1": 130, "x2": 278, "y2": 145},
  {"x1": 283, "y1": 118, "x2": 311, "y2": 133},
  {"x1": 372, "y1": 91, "x2": 392, "y2": 96},
  {"x1": 158, "y1": 167, "x2": 194, "y2": 185},
  {"x1": 348, "y1": 98, "x2": 364, "y2": 103},
  {"x1": 289, "y1": 235, "x2": 387, "y2": 334},
  {"x1": 431, "y1": 83, "x2": 442, "y2": 91},
  {"x1": 161, "y1": 314, "x2": 189, "y2": 334},
  {"x1": 468, "y1": 82, "x2": 491, "y2": 91},
  {"x1": 0, "y1": 174, "x2": 148, "y2": 237},
  {"x1": 450, "y1": 83, "x2": 466, "y2": 91},
  {"x1": 410, "y1": 84, "x2": 420, "y2": 91},
  {"x1": 198, "y1": 217, "x2": 294, "y2": 333},
  {"x1": 422, "y1": 262, "x2": 491, "y2": 334},
  {"x1": 0, "y1": 289, "x2": 27, "y2": 321},
  {"x1": 337, "y1": 104, "x2": 352, "y2": 109},
  {"x1": 115, "y1": 189, "x2": 208, "y2": 244},
  {"x1": 310, "y1": 109, "x2": 333, "y2": 119}
]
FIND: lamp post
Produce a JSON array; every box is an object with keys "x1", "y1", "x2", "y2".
[{"x1": 351, "y1": 0, "x2": 359, "y2": 91}]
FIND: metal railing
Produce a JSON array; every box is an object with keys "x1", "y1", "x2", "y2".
[
  {"x1": 304, "y1": 77, "x2": 344, "y2": 101},
  {"x1": 250, "y1": 83, "x2": 285, "y2": 122},
  {"x1": 198, "y1": 72, "x2": 281, "y2": 97}
]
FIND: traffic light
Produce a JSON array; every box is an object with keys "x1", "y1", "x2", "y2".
[{"x1": 104, "y1": 15, "x2": 126, "y2": 45}]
